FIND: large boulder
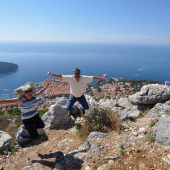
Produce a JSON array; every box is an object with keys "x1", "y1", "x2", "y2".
[
  {"x1": 129, "y1": 84, "x2": 170, "y2": 105},
  {"x1": 54, "y1": 97, "x2": 68, "y2": 107},
  {"x1": 0, "y1": 130, "x2": 12, "y2": 152},
  {"x1": 16, "y1": 125, "x2": 31, "y2": 145},
  {"x1": 85, "y1": 94, "x2": 98, "y2": 107},
  {"x1": 152, "y1": 117, "x2": 170, "y2": 146},
  {"x1": 78, "y1": 132, "x2": 108, "y2": 159},
  {"x1": 116, "y1": 97, "x2": 141, "y2": 121},
  {"x1": 79, "y1": 131, "x2": 121, "y2": 162},
  {"x1": 16, "y1": 125, "x2": 46, "y2": 146},
  {"x1": 147, "y1": 102, "x2": 170, "y2": 119},
  {"x1": 98, "y1": 98, "x2": 117, "y2": 110},
  {"x1": 117, "y1": 97, "x2": 133, "y2": 109},
  {"x1": 119, "y1": 106, "x2": 141, "y2": 121},
  {"x1": 42, "y1": 99, "x2": 71, "y2": 129}
]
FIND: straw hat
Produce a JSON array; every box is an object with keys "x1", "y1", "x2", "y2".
[{"x1": 15, "y1": 82, "x2": 36, "y2": 97}]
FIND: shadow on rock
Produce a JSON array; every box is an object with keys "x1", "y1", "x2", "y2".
[{"x1": 32, "y1": 150, "x2": 84, "y2": 170}]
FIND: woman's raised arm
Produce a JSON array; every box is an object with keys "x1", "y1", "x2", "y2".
[{"x1": 0, "y1": 98, "x2": 20, "y2": 105}]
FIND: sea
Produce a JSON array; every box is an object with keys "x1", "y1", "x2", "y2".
[{"x1": 0, "y1": 42, "x2": 170, "y2": 99}]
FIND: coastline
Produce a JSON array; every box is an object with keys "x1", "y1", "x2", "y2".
[
  {"x1": 0, "y1": 77, "x2": 162, "y2": 110},
  {"x1": 38, "y1": 77, "x2": 162, "y2": 100}
]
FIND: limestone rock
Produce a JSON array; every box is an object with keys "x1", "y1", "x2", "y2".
[
  {"x1": 117, "y1": 97, "x2": 132, "y2": 109},
  {"x1": 152, "y1": 117, "x2": 170, "y2": 146},
  {"x1": 147, "y1": 102, "x2": 170, "y2": 118},
  {"x1": 16, "y1": 125, "x2": 31, "y2": 146},
  {"x1": 119, "y1": 106, "x2": 141, "y2": 121},
  {"x1": 98, "y1": 98, "x2": 117, "y2": 110},
  {"x1": 42, "y1": 101, "x2": 71, "y2": 129},
  {"x1": 129, "y1": 84, "x2": 170, "y2": 105},
  {"x1": 0, "y1": 131, "x2": 12, "y2": 152},
  {"x1": 87, "y1": 132, "x2": 108, "y2": 142}
]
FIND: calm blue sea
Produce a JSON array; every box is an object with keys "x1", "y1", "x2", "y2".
[{"x1": 0, "y1": 42, "x2": 170, "y2": 99}]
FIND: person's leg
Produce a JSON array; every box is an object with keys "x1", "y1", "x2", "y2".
[
  {"x1": 22, "y1": 117, "x2": 39, "y2": 139},
  {"x1": 66, "y1": 94, "x2": 80, "y2": 123},
  {"x1": 66, "y1": 94, "x2": 77, "y2": 111},
  {"x1": 78, "y1": 95, "x2": 89, "y2": 114},
  {"x1": 33, "y1": 114, "x2": 46, "y2": 135},
  {"x1": 34, "y1": 114, "x2": 45, "y2": 129}
]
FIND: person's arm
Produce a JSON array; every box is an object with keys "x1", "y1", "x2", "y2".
[
  {"x1": 93, "y1": 74, "x2": 108, "y2": 81},
  {"x1": 93, "y1": 76, "x2": 105, "y2": 81},
  {"x1": 35, "y1": 85, "x2": 49, "y2": 96},
  {"x1": 0, "y1": 98, "x2": 20, "y2": 105},
  {"x1": 48, "y1": 72, "x2": 62, "y2": 79}
]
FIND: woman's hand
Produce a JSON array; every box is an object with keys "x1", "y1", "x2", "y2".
[
  {"x1": 48, "y1": 72, "x2": 52, "y2": 76},
  {"x1": 102, "y1": 74, "x2": 108, "y2": 79}
]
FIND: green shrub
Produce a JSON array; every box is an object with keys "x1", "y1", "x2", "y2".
[
  {"x1": 0, "y1": 110, "x2": 5, "y2": 115},
  {"x1": 7, "y1": 107, "x2": 21, "y2": 116},
  {"x1": 0, "y1": 114, "x2": 22, "y2": 131},
  {"x1": 145, "y1": 120, "x2": 158, "y2": 143},
  {"x1": 38, "y1": 109, "x2": 48, "y2": 117},
  {"x1": 146, "y1": 129, "x2": 155, "y2": 143},
  {"x1": 0, "y1": 114, "x2": 10, "y2": 130},
  {"x1": 149, "y1": 119, "x2": 159, "y2": 128}
]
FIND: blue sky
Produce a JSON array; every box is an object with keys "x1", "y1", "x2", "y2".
[{"x1": 0, "y1": 0, "x2": 170, "y2": 45}]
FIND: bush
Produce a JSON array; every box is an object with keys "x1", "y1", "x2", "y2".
[
  {"x1": 146, "y1": 129, "x2": 155, "y2": 143},
  {"x1": 0, "y1": 114, "x2": 22, "y2": 133},
  {"x1": 85, "y1": 108, "x2": 121, "y2": 132},
  {"x1": 149, "y1": 119, "x2": 159, "y2": 128},
  {"x1": 145, "y1": 120, "x2": 158, "y2": 143},
  {"x1": 74, "y1": 107, "x2": 122, "y2": 141},
  {"x1": 0, "y1": 109, "x2": 22, "y2": 154},
  {"x1": 0, "y1": 110, "x2": 5, "y2": 115},
  {"x1": 7, "y1": 107, "x2": 21, "y2": 116},
  {"x1": 38, "y1": 109, "x2": 48, "y2": 117}
]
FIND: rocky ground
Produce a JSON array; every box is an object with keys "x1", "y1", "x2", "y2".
[
  {"x1": 0, "y1": 80, "x2": 170, "y2": 170},
  {"x1": 0, "y1": 117, "x2": 169, "y2": 170}
]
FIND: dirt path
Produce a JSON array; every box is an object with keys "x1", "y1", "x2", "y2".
[{"x1": 1, "y1": 129, "x2": 79, "y2": 170}]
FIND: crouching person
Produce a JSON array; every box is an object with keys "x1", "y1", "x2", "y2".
[{"x1": 0, "y1": 82, "x2": 49, "y2": 144}]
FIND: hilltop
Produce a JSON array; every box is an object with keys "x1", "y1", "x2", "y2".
[
  {"x1": 0, "y1": 61, "x2": 18, "y2": 75},
  {"x1": 0, "y1": 80, "x2": 170, "y2": 170}
]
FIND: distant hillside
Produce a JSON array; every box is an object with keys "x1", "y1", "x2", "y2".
[{"x1": 0, "y1": 61, "x2": 18, "y2": 75}]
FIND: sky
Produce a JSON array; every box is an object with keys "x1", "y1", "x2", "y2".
[{"x1": 0, "y1": 0, "x2": 170, "y2": 45}]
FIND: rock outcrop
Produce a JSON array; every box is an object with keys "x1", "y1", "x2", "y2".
[
  {"x1": 0, "y1": 130, "x2": 12, "y2": 152},
  {"x1": 119, "y1": 106, "x2": 141, "y2": 121},
  {"x1": 147, "y1": 101, "x2": 170, "y2": 119},
  {"x1": 42, "y1": 98, "x2": 71, "y2": 129},
  {"x1": 98, "y1": 98, "x2": 117, "y2": 110},
  {"x1": 152, "y1": 117, "x2": 170, "y2": 146},
  {"x1": 129, "y1": 84, "x2": 170, "y2": 105},
  {"x1": 16, "y1": 125, "x2": 31, "y2": 146}
]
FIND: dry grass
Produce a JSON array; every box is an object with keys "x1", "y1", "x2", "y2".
[
  {"x1": 107, "y1": 112, "x2": 122, "y2": 133},
  {"x1": 149, "y1": 119, "x2": 159, "y2": 128},
  {"x1": 74, "y1": 108, "x2": 122, "y2": 142}
]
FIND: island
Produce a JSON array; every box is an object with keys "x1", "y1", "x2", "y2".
[{"x1": 0, "y1": 61, "x2": 18, "y2": 75}]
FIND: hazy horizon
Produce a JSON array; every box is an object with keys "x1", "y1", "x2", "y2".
[{"x1": 1, "y1": 0, "x2": 170, "y2": 45}]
